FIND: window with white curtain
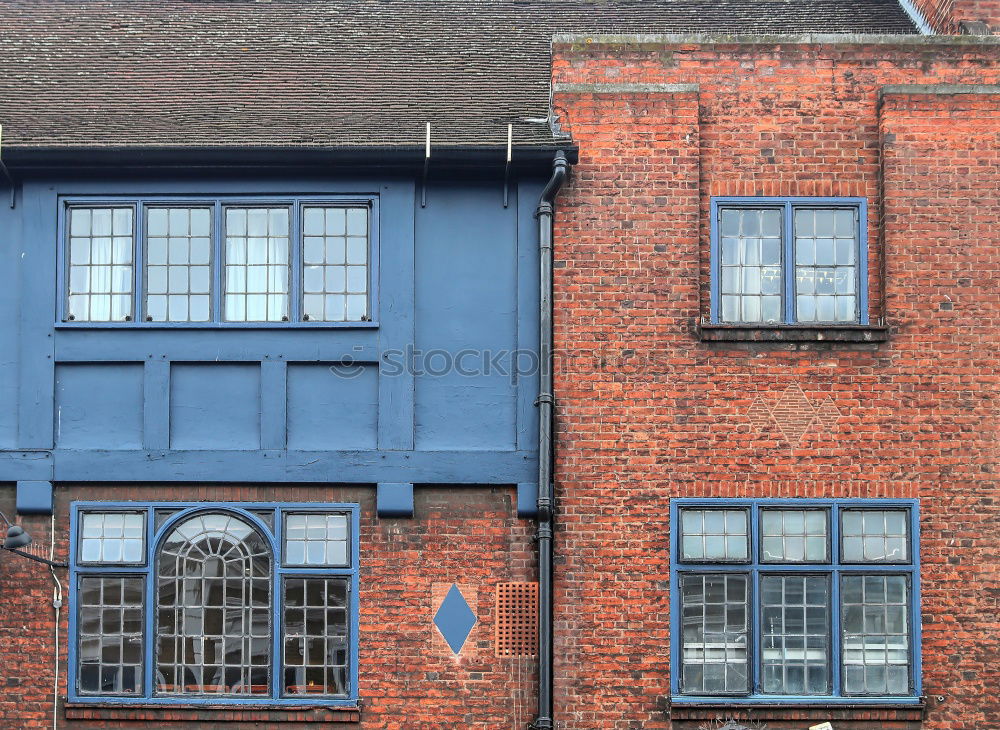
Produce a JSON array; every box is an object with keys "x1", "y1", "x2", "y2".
[{"x1": 61, "y1": 197, "x2": 375, "y2": 326}]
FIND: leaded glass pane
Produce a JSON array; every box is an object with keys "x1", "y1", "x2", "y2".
[
  {"x1": 760, "y1": 509, "x2": 828, "y2": 563},
  {"x1": 761, "y1": 575, "x2": 830, "y2": 694},
  {"x1": 794, "y1": 208, "x2": 858, "y2": 323},
  {"x1": 718, "y1": 207, "x2": 782, "y2": 323},
  {"x1": 224, "y1": 207, "x2": 290, "y2": 322},
  {"x1": 841, "y1": 575, "x2": 910, "y2": 695},
  {"x1": 145, "y1": 207, "x2": 212, "y2": 322},
  {"x1": 284, "y1": 513, "x2": 349, "y2": 567},
  {"x1": 680, "y1": 573, "x2": 749, "y2": 694},
  {"x1": 156, "y1": 513, "x2": 272, "y2": 696},
  {"x1": 79, "y1": 512, "x2": 146, "y2": 564},
  {"x1": 302, "y1": 206, "x2": 369, "y2": 322},
  {"x1": 283, "y1": 578, "x2": 350, "y2": 696},
  {"x1": 67, "y1": 206, "x2": 134, "y2": 322},
  {"x1": 680, "y1": 508, "x2": 748, "y2": 562},
  {"x1": 77, "y1": 576, "x2": 144, "y2": 695},
  {"x1": 841, "y1": 509, "x2": 909, "y2": 563}
]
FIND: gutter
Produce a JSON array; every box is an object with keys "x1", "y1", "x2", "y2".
[{"x1": 530, "y1": 150, "x2": 569, "y2": 730}]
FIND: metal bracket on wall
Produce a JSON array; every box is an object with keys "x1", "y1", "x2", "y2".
[
  {"x1": 503, "y1": 123, "x2": 512, "y2": 208},
  {"x1": 0, "y1": 125, "x2": 16, "y2": 208},
  {"x1": 421, "y1": 122, "x2": 431, "y2": 208}
]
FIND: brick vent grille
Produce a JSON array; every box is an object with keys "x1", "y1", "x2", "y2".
[{"x1": 495, "y1": 582, "x2": 538, "y2": 657}]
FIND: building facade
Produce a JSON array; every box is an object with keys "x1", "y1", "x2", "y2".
[{"x1": 0, "y1": 2, "x2": 997, "y2": 729}]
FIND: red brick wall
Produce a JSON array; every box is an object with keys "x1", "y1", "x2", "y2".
[
  {"x1": 551, "y1": 39, "x2": 999, "y2": 729},
  {"x1": 0, "y1": 484, "x2": 536, "y2": 729},
  {"x1": 913, "y1": 0, "x2": 1000, "y2": 32}
]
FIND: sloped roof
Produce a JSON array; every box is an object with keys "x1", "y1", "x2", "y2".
[{"x1": 0, "y1": 0, "x2": 918, "y2": 152}]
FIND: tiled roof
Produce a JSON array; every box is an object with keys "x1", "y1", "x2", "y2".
[{"x1": 0, "y1": 1, "x2": 918, "y2": 151}]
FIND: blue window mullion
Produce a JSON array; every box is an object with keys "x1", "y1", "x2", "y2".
[
  {"x1": 213, "y1": 201, "x2": 223, "y2": 323},
  {"x1": 271, "y1": 524, "x2": 282, "y2": 699},
  {"x1": 290, "y1": 200, "x2": 301, "y2": 323},
  {"x1": 909, "y1": 504, "x2": 922, "y2": 695},
  {"x1": 142, "y1": 505, "x2": 155, "y2": 697},
  {"x1": 748, "y1": 503, "x2": 760, "y2": 694},
  {"x1": 709, "y1": 198, "x2": 721, "y2": 324},
  {"x1": 133, "y1": 202, "x2": 144, "y2": 323},
  {"x1": 783, "y1": 201, "x2": 794, "y2": 323}
]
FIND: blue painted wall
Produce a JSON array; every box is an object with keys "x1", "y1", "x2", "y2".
[{"x1": 0, "y1": 176, "x2": 542, "y2": 488}]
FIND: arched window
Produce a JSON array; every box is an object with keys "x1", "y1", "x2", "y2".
[
  {"x1": 155, "y1": 512, "x2": 272, "y2": 696},
  {"x1": 70, "y1": 502, "x2": 357, "y2": 705}
]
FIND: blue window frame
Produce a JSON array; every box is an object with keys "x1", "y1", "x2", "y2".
[
  {"x1": 58, "y1": 195, "x2": 379, "y2": 327},
  {"x1": 670, "y1": 498, "x2": 920, "y2": 705},
  {"x1": 68, "y1": 502, "x2": 360, "y2": 707},
  {"x1": 709, "y1": 198, "x2": 869, "y2": 325}
]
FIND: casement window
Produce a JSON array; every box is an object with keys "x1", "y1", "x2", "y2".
[
  {"x1": 60, "y1": 197, "x2": 377, "y2": 325},
  {"x1": 670, "y1": 499, "x2": 920, "y2": 704},
  {"x1": 710, "y1": 198, "x2": 868, "y2": 325},
  {"x1": 69, "y1": 503, "x2": 359, "y2": 706}
]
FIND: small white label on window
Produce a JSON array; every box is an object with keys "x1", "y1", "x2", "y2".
[{"x1": 809, "y1": 723, "x2": 834, "y2": 730}]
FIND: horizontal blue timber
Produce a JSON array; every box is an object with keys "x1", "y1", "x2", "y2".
[
  {"x1": 0, "y1": 174, "x2": 543, "y2": 495},
  {"x1": 0, "y1": 450, "x2": 534, "y2": 484},
  {"x1": 377, "y1": 482, "x2": 415, "y2": 518}
]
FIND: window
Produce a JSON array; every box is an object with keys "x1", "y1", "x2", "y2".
[
  {"x1": 61, "y1": 197, "x2": 377, "y2": 325},
  {"x1": 69, "y1": 503, "x2": 359, "y2": 706},
  {"x1": 670, "y1": 499, "x2": 920, "y2": 703},
  {"x1": 710, "y1": 198, "x2": 868, "y2": 325}
]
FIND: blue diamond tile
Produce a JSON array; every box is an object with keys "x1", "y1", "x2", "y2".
[{"x1": 433, "y1": 583, "x2": 477, "y2": 654}]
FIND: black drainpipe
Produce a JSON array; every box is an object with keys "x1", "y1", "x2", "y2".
[{"x1": 531, "y1": 150, "x2": 569, "y2": 730}]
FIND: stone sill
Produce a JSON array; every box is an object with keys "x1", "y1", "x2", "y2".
[
  {"x1": 698, "y1": 323, "x2": 889, "y2": 343},
  {"x1": 64, "y1": 703, "x2": 360, "y2": 723},
  {"x1": 669, "y1": 701, "x2": 924, "y2": 722}
]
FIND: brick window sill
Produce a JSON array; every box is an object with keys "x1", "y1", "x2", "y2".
[
  {"x1": 669, "y1": 701, "x2": 924, "y2": 723},
  {"x1": 698, "y1": 323, "x2": 889, "y2": 343},
  {"x1": 64, "y1": 703, "x2": 360, "y2": 723}
]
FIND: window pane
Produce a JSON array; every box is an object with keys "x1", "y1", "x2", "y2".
[
  {"x1": 680, "y1": 574, "x2": 748, "y2": 694},
  {"x1": 761, "y1": 575, "x2": 830, "y2": 694},
  {"x1": 841, "y1": 510, "x2": 909, "y2": 563},
  {"x1": 794, "y1": 207, "x2": 858, "y2": 323},
  {"x1": 67, "y1": 207, "x2": 134, "y2": 321},
  {"x1": 144, "y1": 208, "x2": 213, "y2": 322},
  {"x1": 841, "y1": 575, "x2": 910, "y2": 695},
  {"x1": 301, "y1": 206, "x2": 369, "y2": 322},
  {"x1": 717, "y1": 208, "x2": 782, "y2": 323},
  {"x1": 283, "y1": 578, "x2": 350, "y2": 696},
  {"x1": 680, "y1": 509, "x2": 748, "y2": 562},
  {"x1": 156, "y1": 513, "x2": 272, "y2": 696},
  {"x1": 77, "y1": 576, "x2": 144, "y2": 695},
  {"x1": 78, "y1": 512, "x2": 146, "y2": 564},
  {"x1": 224, "y1": 207, "x2": 290, "y2": 322},
  {"x1": 760, "y1": 509, "x2": 828, "y2": 563},
  {"x1": 284, "y1": 513, "x2": 349, "y2": 567}
]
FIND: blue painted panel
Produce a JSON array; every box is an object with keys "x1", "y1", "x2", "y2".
[
  {"x1": 414, "y1": 184, "x2": 519, "y2": 450},
  {"x1": 16, "y1": 480, "x2": 53, "y2": 514},
  {"x1": 169, "y1": 363, "x2": 260, "y2": 450},
  {"x1": 286, "y1": 364, "x2": 378, "y2": 450},
  {"x1": 55, "y1": 363, "x2": 144, "y2": 449},
  {"x1": 0, "y1": 196, "x2": 20, "y2": 447},
  {"x1": 376, "y1": 482, "x2": 414, "y2": 518}
]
